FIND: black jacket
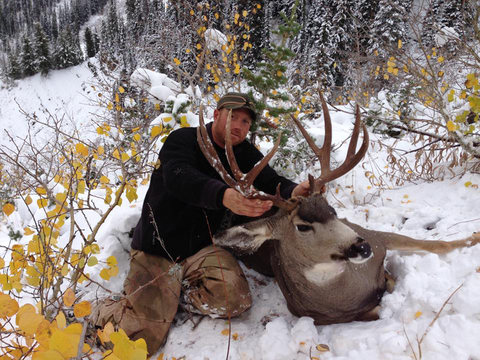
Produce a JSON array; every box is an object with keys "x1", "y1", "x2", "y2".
[{"x1": 131, "y1": 122, "x2": 296, "y2": 261}]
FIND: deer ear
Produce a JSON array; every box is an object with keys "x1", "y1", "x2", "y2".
[{"x1": 214, "y1": 221, "x2": 275, "y2": 255}]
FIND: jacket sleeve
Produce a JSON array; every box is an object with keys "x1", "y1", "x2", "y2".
[{"x1": 160, "y1": 128, "x2": 229, "y2": 210}]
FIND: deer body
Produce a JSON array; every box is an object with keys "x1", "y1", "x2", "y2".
[{"x1": 197, "y1": 94, "x2": 480, "y2": 325}]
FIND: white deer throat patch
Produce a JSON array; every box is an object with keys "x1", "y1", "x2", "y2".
[{"x1": 304, "y1": 262, "x2": 345, "y2": 285}]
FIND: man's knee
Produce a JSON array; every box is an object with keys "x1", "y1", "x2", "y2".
[{"x1": 183, "y1": 246, "x2": 252, "y2": 317}]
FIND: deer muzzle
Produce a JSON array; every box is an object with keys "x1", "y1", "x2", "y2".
[{"x1": 344, "y1": 238, "x2": 372, "y2": 264}]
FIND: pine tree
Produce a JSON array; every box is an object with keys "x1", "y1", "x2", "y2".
[
  {"x1": 300, "y1": 0, "x2": 335, "y2": 88},
  {"x1": 21, "y1": 36, "x2": 37, "y2": 76},
  {"x1": 7, "y1": 49, "x2": 23, "y2": 80},
  {"x1": 369, "y1": 0, "x2": 411, "y2": 57},
  {"x1": 53, "y1": 26, "x2": 83, "y2": 69},
  {"x1": 33, "y1": 22, "x2": 51, "y2": 75},
  {"x1": 51, "y1": 9, "x2": 58, "y2": 40},
  {"x1": 85, "y1": 26, "x2": 96, "y2": 58},
  {"x1": 354, "y1": 0, "x2": 379, "y2": 56}
]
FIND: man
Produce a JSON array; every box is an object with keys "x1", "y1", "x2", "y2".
[{"x1": 91, "y1": 92, "x2": 308, "y2": 355}]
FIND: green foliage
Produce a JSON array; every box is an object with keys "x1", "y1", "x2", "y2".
[{"x1": 243, "y1": 0, "x2": 301, "y2": 121}]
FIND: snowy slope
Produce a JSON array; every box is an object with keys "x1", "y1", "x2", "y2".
[{"x1": 1, "y1": 64, "x2": 480, "y2": 360}]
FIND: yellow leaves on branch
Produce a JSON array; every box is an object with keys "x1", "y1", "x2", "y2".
[{"x1": 100, "y1": 255, "x2": 120, "y2": 281}]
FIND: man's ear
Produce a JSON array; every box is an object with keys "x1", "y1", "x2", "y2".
[{"x1": 213, "y1": 108, "x2": 220, "y2": 122}]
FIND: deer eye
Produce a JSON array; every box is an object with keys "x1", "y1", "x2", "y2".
[{"x1": 296, "y1": 224, "x2": 313, "y2": 232}]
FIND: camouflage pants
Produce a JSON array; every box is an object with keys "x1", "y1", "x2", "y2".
[{"x1": 90, "y1": 245, "x2": 252, "y2": 355}]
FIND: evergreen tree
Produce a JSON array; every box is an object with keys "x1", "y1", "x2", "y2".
[
  {"x1": 353, "y1": 0, "x2": 379, "y2": 56},
  {"x1": 299, "y1": 0, "x2": 335, "y2": 88},
  {"x1": 421, "y1": 0, "x2": 443, "y2": 47},
  {"x1": 369, "y1": 0, "x2": 411, "y2": 57},
  {"x1": 7, "y1": 49, "x2": 23, "y2": 80},
  {"x1": 21, "y1": 36, "x2": 37, "y2": 76},
  {"x1": 51, "y1": 9, "x2": 58, "y2": 40},
  {"x1": 238, "y1": 0, "x2": 268, "y2": 69},
  {"x1": 329, "y1": 0, "x2": 356, "y2": 86},
  {"x1": 85, "y1": 26, "x2": 96, "y2": 58},
  {"x1": 53, "y1": 26, "x2": 83, "y2": 69},
  {"x1": 33, "y1": 22, "x2": 51, "y2": 75}
]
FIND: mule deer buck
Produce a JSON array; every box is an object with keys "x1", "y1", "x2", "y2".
[{"x1": 197, "y1": 94, "x2": 480, "y2": 325}]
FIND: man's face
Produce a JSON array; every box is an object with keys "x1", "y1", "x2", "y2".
[{"x1": 211, "y1": 108, "x2": 252, "y2": 147}]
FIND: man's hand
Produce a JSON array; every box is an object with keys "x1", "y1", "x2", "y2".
[
  {"x1": 292, "y1": 180, "x2": 310, "y2": 198},
  {"x1": 223, "y1": 188, "x2": 273, "y2": 217}
]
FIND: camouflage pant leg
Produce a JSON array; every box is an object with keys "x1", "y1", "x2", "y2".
[
  {"x1": 90, "y1": 249, "x2": 183, "y2": 355},
  {"x1": 182, "y1": 245, "x2": 252, "y2": 318}
]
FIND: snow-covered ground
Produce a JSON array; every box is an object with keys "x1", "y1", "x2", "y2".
[{"x1": 1, "y1": 63, "x2": 480, "y2": 360}]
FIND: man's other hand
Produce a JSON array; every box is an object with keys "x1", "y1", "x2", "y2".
[
  {"x1": 223, "y1": 188, "x2": 273, "y2": 217},
  {"x1": 291, "y1": 180, "x2": 310, "y2": 198}
]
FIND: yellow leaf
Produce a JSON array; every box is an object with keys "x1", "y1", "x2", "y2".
[
  {"x1": 415, "y1": 311, "x2": 422, "y2": 319},
  {"x1": 119, "y1": 86, "x2": 125, "y2": 94},
  {"x1": 398, "y1": 39, "x2": 402, "y2": 49},
  {"x1": 100, "y1": 176, "x2": 110, "y2": 184},
  {"x1": 447, "y1": 120, "x2": 456, "y2": 132},
  {"x1": 151, "y1": 125, "x2": 163, "y2": 138},
  {"x1": 63, "y1": 288, "x2": 76, "y2": 307},
  {"x1": 108, "y1": 266, "x2": 119, "y2": 278},
  {"x1": 76, "y1": 143, "x2": 89, "y2": 157},
  {"x1": 0, "y1": 258, "x2": 4, "y2": 268},
  {"x1": 100, "y1": 268, "x2": 111, "y2": 281},
  {"x1": 465, "y1": 181, "x2": 472, "y2": 188},
  {"x1": 55, "y1": 192, "x2": 67, "y2": 203},
  {"x1": 316, "y1": 344, "x2": 330, "y2": 352},
  {"x1": 0, "y1": 294, "x2": 19, "y2": 319},
  {"x1": 87, "y1": 256, "x2": 98, "y2": 267},
  {"x1": 113, "y1": 149, "x2": 121, "y2": 160},
  {"x1": 56, "y1": 311, "x2": 66, "y2": 328},
  {"x1": 106, "y1": 256, "x2": 117, "y2": 267},
  {"x1": 98, "y1": 322, "x2": 115, "y2": 344},
  {"x1": 133, "y1": 133, "x2": 141, "y2": 142},
  {"x1": 34, "y1": 350, "x2": 65, "y2": 360},
  {"x1": 78, "y1": 180, "x2": 86, "y2": 194},
  {"x1": 25, "y1": 195, "x2": 33, "y2": 205},
  {"x1": 174, "y1": 58, "x2": 181, "y2": 65},
  {"x1": 2, "y1": 203, "x2": 15, "y2": 216},
  {"x1": 122, "y1": 152, "x2": 130, "y2": 162},
  {"x1": 19, "y1": 312, "x2": 44, "y2": 334},
  {"x1": 98, "y1": 145, "x2": 105, "y2": 155},
  {"x1": 221, "y1": 329, "x2": 230, "y2": 335},
  {"x1": 74, "y1": 301, "x2": 92, "y2": 318},
  {"x1": 49, "y1": 328, "x2": 81, "y2": 358},
  {"x1": 36, "y1": 187, "x2": 47, "y2": 195},
  {"x1": 37, "y1": 198, "x2": 48, "y2": 209}
]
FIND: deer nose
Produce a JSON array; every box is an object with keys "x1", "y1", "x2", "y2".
[{"x1": 344, "y1": 238, "x2": 372, "y2": 263}]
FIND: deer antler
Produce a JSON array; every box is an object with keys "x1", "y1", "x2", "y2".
[
  {"x1": 197, "y1": 105, "x2": 296, "y2": 211},
  {"x1": 289, "y1": 92, "x2": 369, "y2": 194}
]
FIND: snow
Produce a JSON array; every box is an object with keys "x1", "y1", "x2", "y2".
[
  {"x1": 1, "y1": 64, "x2": 480, "y2": 360},
  {"x1": 205, "y1": 28, "x2": 228, "y2": 52}
]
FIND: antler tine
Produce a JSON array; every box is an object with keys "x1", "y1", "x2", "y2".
[
  {"x1": 289, "y1": 92, "x2": 369, "y2": 194},
  {"x1": 313, "y1": 95, "x2": 369, "y2": 192},
  {"x1": 197, "y1": 105, "x2": 237, "y2": 189},
  {"x1": 288, "y1": 92, "x2": 333, "y2": 194}
]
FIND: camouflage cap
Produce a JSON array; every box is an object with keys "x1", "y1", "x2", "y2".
[{"x1": 216, "y1": 92, "x2": 257, "y2": 122}]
